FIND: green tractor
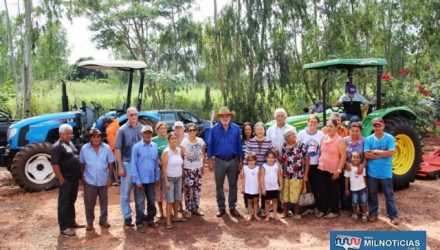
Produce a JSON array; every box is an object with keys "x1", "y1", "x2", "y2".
[{"x1": 266, "y1": 58, "x2": 422, "y2": 190}]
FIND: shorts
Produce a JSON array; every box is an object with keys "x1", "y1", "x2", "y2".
[
  {"x1": 163, "y1": 176, "x2": 182, "y2": 203},
  {"x1": 244, "y1": 193, "x2": 259, "y2": 200},
  {"x1": 263, "y1": 190, "x2": 279, "y2": 200},
  {"x1": 281, "y1": 179, "x2": 303, "y2": 203},
  {"x1": 351, "y1": 188, "x2": 367, "y2": 205}
]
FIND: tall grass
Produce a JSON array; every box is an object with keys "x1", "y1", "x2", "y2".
[{"x1": 9, "y1": 80, "x2": 221, "y2": 120}]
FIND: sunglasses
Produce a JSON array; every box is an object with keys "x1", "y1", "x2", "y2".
[
  {"x1": 128, "y1": 113, "x2": 138, "y2": 117},
  {"x1": 188, "y1": 129, "x2": 197, "y2": 132}
]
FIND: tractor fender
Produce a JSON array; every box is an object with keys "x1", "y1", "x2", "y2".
[{"x1": 361, "y1": 106, "x2": 417, "y2": 137}]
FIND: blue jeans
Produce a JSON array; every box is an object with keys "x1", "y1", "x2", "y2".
[
  {"x1": 341, "y1": 113, "x2": 361, "y2": 123},
  {"x1": 120, "y1": 161, "x2": 145, "y2": 220},
  {"x1": 351, "y1": 188, "x2": 367, "y2": 205},
  {"x1": 368, "y1": 177, "x2": 398, "y2": 219},
  {"x1": 135, "y1": 183, "x2": 156, "y2": 226}
]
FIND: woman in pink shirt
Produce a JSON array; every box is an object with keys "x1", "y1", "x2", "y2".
[{"x1": 316, "y1": 119, "x2": 347, "y2": 219}]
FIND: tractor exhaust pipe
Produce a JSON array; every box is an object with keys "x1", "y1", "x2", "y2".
[{"x1": 61, "y1": 80, "x2": 69, "y2": 112}]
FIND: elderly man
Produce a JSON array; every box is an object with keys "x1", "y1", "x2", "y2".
[
  {"x1": 80, "y1": 128, "x2": 115, "y2": 231},
  {"x1": 364, "y1": 117, "x2": 399, "y2": 225},
  {"x1": 115, "y1": 107, "x2": 145, "y2": 227},
  {"x1": 266, "y1": 108, "x2": 297, "y2": 156},
  {"x1": 208, "y1": 106, "x2": 243, "y2": 217},
  {"x1": 131, "y1": 125, "x2": 160, "y2": 233},
  {"x1": 51, "y1": 124, "x2": 84, "y2": 236}
]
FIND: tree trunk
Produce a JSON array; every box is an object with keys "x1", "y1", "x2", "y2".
[
  {"x1": 4, "y1": 0, "x2": 19, "y2": 117},
  {"x1": 214, "y1": 0, "x2": 227, "y2": 105},
  {"x1": 22, "y1": 0, "x2": 33, "y2": 118}
]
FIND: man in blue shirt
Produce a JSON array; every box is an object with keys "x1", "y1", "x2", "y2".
[
  {"x1": 364, "y1": 117, "x2": 399, "y2": 225},
  {"x1": 208, "y1": 106, "x2": 243, "y2": 217},
  {"x1": 115, "y1": 107, "x2": 145, "y2": 227},
  {"x1": 131, "y1": 125, "x2": 160, "y2": 232},
  {"x1": 80, "y1": 128, "x2": 115, "y2": 231}
]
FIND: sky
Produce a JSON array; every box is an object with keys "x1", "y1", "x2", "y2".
[{"x1": 62, "y1": 0, "x2": 229, "y2": 64}]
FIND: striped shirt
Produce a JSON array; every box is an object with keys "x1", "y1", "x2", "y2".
[{"x1": 244, "y1": 137, "x2": 273, "y2": 167}]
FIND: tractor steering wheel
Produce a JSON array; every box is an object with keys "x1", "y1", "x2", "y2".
[{"x1": 91, "y1": 101, "x2": 104, "y2": 112}]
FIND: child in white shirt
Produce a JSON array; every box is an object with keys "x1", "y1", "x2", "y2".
[{"x1": 344, "y1": 151, "x2": 368, "y2": 221}]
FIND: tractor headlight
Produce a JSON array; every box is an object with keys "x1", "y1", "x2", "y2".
[{"x1": 7, "y1": 127, "x2": 17, "y2": 141}]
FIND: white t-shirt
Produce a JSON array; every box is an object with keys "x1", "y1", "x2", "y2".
[
  {"x1": 164, "y1": 147, "x2": 183, "y2": 177},
  {"x1": 263, "y1": 163, "x2": 280, "y2": 191},
  {"x1": 266, "y1": 124, "x2": 296, "y2": 155},
  {"x1": 243, "y1": 165, "x2": 260, "y2": 195},
  {"x1": 344, "y1": 165, "x2": 366, "y2": 191},
  {"x1": 181, "y1": 137, "x2": 205, "y2": 170},
  {"x1": 297, "y1": 129, "x2": 324, "y2": 165}
]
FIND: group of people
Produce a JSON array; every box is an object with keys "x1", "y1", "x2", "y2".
[
  {"x1": 52, "y1": 107, "x2": 205, "y2": 236},
  {"x1": 51, "y1": 104, "x2": 399, "y2": 237}
]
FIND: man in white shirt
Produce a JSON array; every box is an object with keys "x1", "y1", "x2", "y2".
[{"x1": 266, "y1": 108, "x2": 297, "y2": 156}]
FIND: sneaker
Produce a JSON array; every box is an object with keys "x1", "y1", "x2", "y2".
[
  {"x1": 124, "y1": 218, "x2": 134, "y2": 227},
  {"x1": 287, "y1": 210, "x2": 294, "y2": 217},
  {"x1": 361, "y1": 214, "x2": 368, "y2": 222},
  {"x1": 352, "y1": 214, "x2": 359, "y2": 221},
  {"x1": 61, "y1": 228, "x2": 76, "y2": 236},
  {"x1": 242, "y1": 208, "x2": 249, "y2": 215},
  {"x1": 323, "y1": 212, "x2": 338, "y2": 219},
  {"x1": 137, "y1": 225, "x2": 146, "y2": 233},
  {"x1": 367, "y1": 216, "x2": 377, "y2": 222},
  {"x1": 390, "y1": 218, "x2": 400, "y2": 225}
]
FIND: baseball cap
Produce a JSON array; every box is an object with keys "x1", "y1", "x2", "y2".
[
  {"x1": 347, "y1": 85, "x2": 357, "y2": 95},
  {"x1": 372, "y1": 117, "x2": 384, "y2": 125},
  {"x1": 173, "y1": 121, "x2": 184, "y2": 129},
  {"x1": 141, "y1": 125, "x2": 153, "y2": 133}
]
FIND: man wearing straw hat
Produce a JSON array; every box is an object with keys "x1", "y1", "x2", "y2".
[
  {"x1": 207, "y1": 106, "x2": 244, "y2": 217},
  {"x1": 79, "y1": 128, "x2": 115, "y2": 231}
]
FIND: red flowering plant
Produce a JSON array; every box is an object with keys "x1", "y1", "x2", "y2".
[{"x1": 381, "y1": 72, "x2": 435, "y2": 133}]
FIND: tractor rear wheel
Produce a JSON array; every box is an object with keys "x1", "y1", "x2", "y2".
[
  {"x1": 384, "y1": 116, "x2": 422, "y2": 190},
  {"x1": 11, "y1": 143, "x2": 57, "y2": 192}
]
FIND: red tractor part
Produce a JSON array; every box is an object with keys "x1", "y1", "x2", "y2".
[{"x1": 418, "y1": 148, "x2": 440, "y2": 179}]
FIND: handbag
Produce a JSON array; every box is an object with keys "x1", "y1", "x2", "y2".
[{"x1": 298, "y1": 181, "x2": 315, "y2": 207}]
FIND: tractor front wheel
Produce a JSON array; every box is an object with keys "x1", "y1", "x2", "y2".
[
  {"x1": 11, "y1": 143, "x2": 57, "y2": 192},
  {"x1": 385, "y1": 116, "x2": 422, "y2": 190}
]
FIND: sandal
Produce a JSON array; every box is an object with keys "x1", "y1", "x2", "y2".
[{"x1": 166, "y1": 224, "x2": 173, "y2": 229}]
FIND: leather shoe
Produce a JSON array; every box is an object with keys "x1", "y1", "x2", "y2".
[
  {"x1": 124, "y1": 218, "x2": 134, "y2": 227},
  {"x1": 71, "y1": 222, "x2": 85, "y2": 228},
  {"x1": 229, "y1": 208, "x2": 240, "y2": 217},
  {"x1": 99, "y1": 221, "x2": 111, "y2": 228},
  {"x1": 216, "y1": 209, "x2": 226, "y2": 217}
]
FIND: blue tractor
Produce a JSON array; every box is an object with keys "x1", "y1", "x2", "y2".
[{"x1": 4, "y1": 60, "x2": 159, "y2": 192}]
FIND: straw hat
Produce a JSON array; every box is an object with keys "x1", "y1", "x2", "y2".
[{"x1": 216, "y1": 106, "x2": 235, "y2": 117}]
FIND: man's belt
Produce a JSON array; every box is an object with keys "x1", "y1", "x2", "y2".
[{"x1": 216, "y1": 155, "x2": 237, "y2": 161}]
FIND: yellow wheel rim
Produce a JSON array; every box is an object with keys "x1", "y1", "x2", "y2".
[{"x1": 392, "y1": 134, "x2": 415, "y2": 175}]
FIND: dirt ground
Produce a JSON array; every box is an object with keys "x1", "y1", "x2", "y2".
[{"x1": 0, "y1": 135, "x2": 439, "y2": 249}]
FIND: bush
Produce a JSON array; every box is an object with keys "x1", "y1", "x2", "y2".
[{"x1": 381, "y1": 78, "x2": 435, "y2": 134}]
